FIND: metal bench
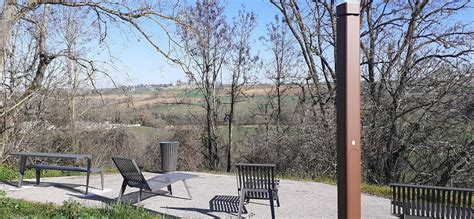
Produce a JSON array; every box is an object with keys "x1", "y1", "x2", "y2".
[
  {"x1": 11, "y1": 152, "x2": 104, "y2": 194},
  {"x1": 112, "y1": 157, "x2": 198, "y2": 206},
  {"x1": 236, "y1": 163, "x2": 280, "y2": 219},
  {"x1": 390, "y1": 183, "x2": 473, "y2": 219}
]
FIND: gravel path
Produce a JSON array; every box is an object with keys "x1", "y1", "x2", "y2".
[{"x1": 0, "y1": 172, "x2": 395, "y2": 218}]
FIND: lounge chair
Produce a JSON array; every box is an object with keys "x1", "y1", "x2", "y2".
[
  {"x1": 236, "y1": 163, "x2": 280, "y2": 219},
  {"x1": 111, "y1": 157, "x2": 197, "y2": 206}
]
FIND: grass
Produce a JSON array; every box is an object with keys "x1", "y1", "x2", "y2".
[
  {"x1": 150, "y1": 103, "x2": 204, "y2": 115},
  {"x1": 150, "y1": 93, "x2": 299, "y2": 116},
  {"x1": 0, "y1": 198, "x2": 159, "y2": 218},
  {"x1": 0, "y1": 164, "x2": 86, "y2": 182},
  {"x1": 176, "y1": 89, "x2": 202, "y2": 98},
  {"x1": 131, "y1": 126, "x2": 157, "y2": 138}
]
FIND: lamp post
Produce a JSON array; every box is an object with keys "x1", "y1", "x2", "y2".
[{"x1": 336, "y1": 0, "x2": 361, "y2": 218}]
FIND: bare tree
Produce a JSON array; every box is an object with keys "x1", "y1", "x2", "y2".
[
  {"x1": 0, "y1": 0, "x2": 187, "y2": 159},
  {"x1": 0, "y1": 0, "x2": 15, "y2": 82},
  {"x1": 271, "y1": 0, "x2": 336, "y2": 129},
  {"x1": 0, "y1": 3, "x2": 52, "y2": 158},
  {"x1": 253, "y1": 15, "x2": 303, "y2": 162},
  {"x1": 263, "y1": 15, "x2": 301, "y2": 133},
  {"x1": 176, "y1": 0, "x2": 231, "y2": 169},
  {"x1": 359, "y1": 1, "x2": 473, "y2": 185},
  {"x1": 224, "y1": 8, "x2": 258, "y2": 172},
  {"x1": 271, "y1": 0, "x2": 473, "y2": 186}
]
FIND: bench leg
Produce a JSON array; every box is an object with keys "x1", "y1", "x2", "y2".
[
  {"x1": 238, "y1": 188, "x2": 246, "y2": 218},
  {"x1": 85, "y1": 159, "x2": 91, "y2": 195},
  {"x1": 117, "y1": 180, "x2": 127, "y2": 204},
  {"x1": 35, "y1": 169, "x2": 41, "y2": 185},
  {"x1": 18, "y1": 156, "x2": 27, "y2": 188},
  {"x1": 183, "y1": 180, "x2": 192, "y2": 199},
  {"x1": 275, "y1": 191, "x2": 280, "y2": 207},
  {"x1": 269, "y1": 189, "x2": 275, "y2": 219},
  {"x1": 100, "y1": 171, "x2": 104, "y2": 190},
  {"x1": 137, "y1": 188, "x2": 143, "y2": 207}
]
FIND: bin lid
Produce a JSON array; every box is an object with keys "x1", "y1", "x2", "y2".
[{"x1": 160, "y1": 141, "x2": 179, "y2": 144}]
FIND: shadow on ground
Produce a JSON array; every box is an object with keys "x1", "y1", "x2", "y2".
[{"x1": 3, "y1": 180, "x2": 250, "y2": 218}]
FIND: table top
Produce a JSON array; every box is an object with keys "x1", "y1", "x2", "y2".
[{"x1": 11, "y1": 152, "x2": 92, "y2": 160}]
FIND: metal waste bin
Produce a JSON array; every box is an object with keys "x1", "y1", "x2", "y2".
[{"x1": 160, "y1": 141, "x2": 179, "y2": 172}]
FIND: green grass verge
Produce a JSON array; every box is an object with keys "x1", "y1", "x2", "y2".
[{"x1": 0, "y1": 198, "x2": 159, "y2": 218}]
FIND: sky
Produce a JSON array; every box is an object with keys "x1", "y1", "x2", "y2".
[{"x1": 94, "y1": 0, "x2": 280, "y2": 87}]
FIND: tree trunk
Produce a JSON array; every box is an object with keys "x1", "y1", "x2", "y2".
[
  {"x1": 276, "y1": 70, "x2": 282, "y2": 133},
  {"x1": 0, "y1": 0, "x2": 15, "y2": 81},
  {"x1": 226, "y1": 85, "x2": 236, "y2": 172},
  {"x1": 0, "y1": 0, "x2": 16, "y2": 159}
]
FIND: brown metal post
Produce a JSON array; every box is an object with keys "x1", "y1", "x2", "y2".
[{"x1": 336, "y1": 2, "x2": 361, "y2": 219}]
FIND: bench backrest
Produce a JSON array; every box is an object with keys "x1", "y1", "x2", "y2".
[
  {"x1": 390, "y1": 183, "x2": 473, "y2": 218},
  {"x1": 112, "y1": 157, "x2": 151, "y2": 191},
  {"x1": 236, "y1": 163, "x2": 276, "y2": 192}
]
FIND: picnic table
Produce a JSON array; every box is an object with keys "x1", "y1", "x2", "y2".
[{"x1": 11, "y1": 152, "x2": 104, "y2": 194}]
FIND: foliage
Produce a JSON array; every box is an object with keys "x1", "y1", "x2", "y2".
[{"x1": 0, "y1": 198, "x2": 159, "y2": 218}]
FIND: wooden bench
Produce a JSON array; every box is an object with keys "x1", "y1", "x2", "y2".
[{"x1": 389, "y1": 183, "x2": 473, "y2": 219}]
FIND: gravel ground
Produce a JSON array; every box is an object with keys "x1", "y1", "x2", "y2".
[{"x1": 0, "y1": 172, "x2": 396, "y2": 218}]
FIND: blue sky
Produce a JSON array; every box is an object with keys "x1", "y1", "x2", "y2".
[{"x1": 96, "y1": 0, "x2": 279, "y2": 87}]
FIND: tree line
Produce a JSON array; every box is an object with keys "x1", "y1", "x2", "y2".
[{"x1": 0, "y1": 0, "x2": 472, "y2": 187}]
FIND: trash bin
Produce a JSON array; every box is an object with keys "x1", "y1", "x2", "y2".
[{"x1": 160, "y1": 141, "x2": 179, "y2": 172}]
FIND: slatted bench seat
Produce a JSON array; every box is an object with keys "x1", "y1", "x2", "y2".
[
  {"x1": 209, "y1": 195, "x2": 246, "y2": 213},
  {"x1": 389, "y1": 183, "x2": 473, "y2": 219},
  {"x1": 31, "y1": 164, "x2": 104, "y2": 190}
]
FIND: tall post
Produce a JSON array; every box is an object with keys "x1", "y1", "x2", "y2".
[{"x1": 336, "y1": 1, "x2": 361, "y2": 219}]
